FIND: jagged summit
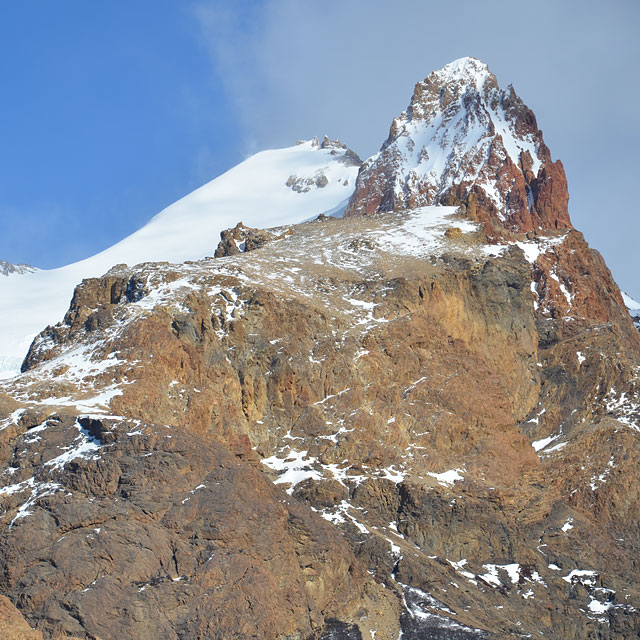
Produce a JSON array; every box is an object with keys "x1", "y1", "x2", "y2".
[
  {"x1": 346, "y1": 58, "x2": 571, "y2": 234},
  {"x1": 429, "y1": 56, "x2": 492, "y2": 89},
  {"x1": 0, "y1": 259, "x2": 37, "y2": 277}
]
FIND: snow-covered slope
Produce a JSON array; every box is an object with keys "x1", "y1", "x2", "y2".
[
  {"x1": 622, "y1": 292, "x2": 640, "y2": 329},
  {"x1": 0, "y1": 139, "x2": 360, "y2": 378},
  {"x1": 380, "y1": 58, "x2": 540, "y2": 203},
  {"x1": 622, "y1": 292, "x2": 640, "y2": 311}
]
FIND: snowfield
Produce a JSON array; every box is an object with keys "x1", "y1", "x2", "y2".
[{"x1": 0, "y1": 140, "x2": 359, "y2": 378}]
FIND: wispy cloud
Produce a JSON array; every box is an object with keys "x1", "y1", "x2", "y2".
[
  {"x1": 190, "y1": 0, "x2": 638, "y2": 157},
  {"x1": 190, "y1": 0, "x2": 640, "y2": 297},
  {"x1": 190, "y1": 1, "x2": 272, "y2": 157}
]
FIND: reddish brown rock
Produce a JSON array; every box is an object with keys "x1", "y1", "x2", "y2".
[
  {"x1": 213, "y1": 221, "x2": 284, "y2": 258},
  {"x1": 0, "y1": 595, "x2": 43, "y2": 640},
  {"x1": 345, "y1": 57, "x2": 572, "y2": 234},
  {"x1": 0, "y1": 415, "x2": 380, "y2": 640}
]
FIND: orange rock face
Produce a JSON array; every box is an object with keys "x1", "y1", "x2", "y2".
[
  {"x1": 3, "y1": 209, "x2": 639, "y2": 639},
  {"x1": 0, "y1": 595, "x2": 43, "y2": 640}
]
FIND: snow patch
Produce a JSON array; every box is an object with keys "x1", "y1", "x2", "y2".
[
  {"x1": 562, "y1": 569, "x2": 598, "y2": 586},
  {"x1": 427, "y1": 468, "x2": 465, "y2": 486},
  {"x1": 261, "y1": 450, "x2": 322, "y2": 494},
  {"x1": 561, "y1": 518, "x2": 574, "y2": 533},
  {"x1": 532, "y1": 432, "x2": 561, "y2": 452}
]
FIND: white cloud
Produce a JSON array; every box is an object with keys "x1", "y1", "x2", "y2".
[{"x1": 190, "y1": 0, "x2": 640, "y2": 298}]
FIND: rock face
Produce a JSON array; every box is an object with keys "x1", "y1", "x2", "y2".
[
  {"x1": 345, "y1": 57, "x2": 572, "y2": 234},
  {"x1": 0, "y1": 596, "x2": 43, "y2": 640},
  {"x1": 213, "y1": 222, "x2": 291, "y2": 258},
  {"x1": 1, "y1": 60, "x2": 640, "y2": 640},
  {"x1": 287, "y1": 138, "x2": 361, "y2": 194},
  {"x1": 0, "y1": 414, "x2": 378, "y2": 640},
  {"x1": 0, "y1": 260, "x2": 37, "y2": 277},
  {"x1": 315, "y1": 136, "x2": 363, "y2": 167},
  {"x1": 4, "y1": 205, "x2": 640, "y2": 639}
]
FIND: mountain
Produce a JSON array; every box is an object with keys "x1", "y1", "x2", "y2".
[
  {"x1": 0, "y1": 259, "x2": 37, "y2": 277},
  {"x1": 346, "y1": 57, "x2": 571, "y2": 235},
  {"x1": 1, "y1": 60, "x2": 640, "y2": 640},
  {"x1": 0, "y1": 138, "x2": 360, "y2": 379}
]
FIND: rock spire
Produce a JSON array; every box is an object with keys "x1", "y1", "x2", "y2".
[{"x1": 346, "y1": 57, "x2": 571, "y2": 233}]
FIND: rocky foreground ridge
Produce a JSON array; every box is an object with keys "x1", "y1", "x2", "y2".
[{"x1": 0, "y1": 59, "x2": 639, "y2": 639}]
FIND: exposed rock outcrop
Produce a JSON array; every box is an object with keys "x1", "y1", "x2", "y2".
[
  {"x1": 4, "y1": 205, "x2": 639, "y2": 639},
  {"x1": 0, "y1": 596, "x2": 43, "y2": 640},
  {"x1": 0, "y1": 414, "x2": 383, "y2": 640},
  {"x1": 0, "y1": 260, "x2": 37, "y2": 277},
  {"x1": 213, "y1": 222, "x2": 288, "y2": 258},
  {"x1": 315, "y1": 136, "x2": 363, "y2": 167}
]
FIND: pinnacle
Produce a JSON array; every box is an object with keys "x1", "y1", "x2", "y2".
[
  {"x1": 442, "y1": 56, "x2": 489, "y2": 73},
  {"x1": 347, "y1": 57, "x2": 571, "y2": 232},
  {"x1": 430, "y1": 56, "x2": 492, "y2": 87}
]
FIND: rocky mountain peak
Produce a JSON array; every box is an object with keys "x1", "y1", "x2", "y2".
[
  {"x1": 433, "y1": 55, "x2": 490, "y2": 79},
  {"x1": 346, "y1": 58, "x2": 572, "y2": 234},
  {"x1": 410, "y1": 56, "x2": 495, "y2": 110},
  {"x1": 0, "y1": 259, "x2": 37, "y2": 277}
]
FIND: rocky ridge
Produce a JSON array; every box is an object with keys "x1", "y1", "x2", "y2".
[
  {"x1": 1, "y1": 59, "x2": 639, "y2": 639},
  {"x1": 1, "y1": 205, "x2": 639, "y2": 638},
  {"x1": 213, "y1": 222, "x2": 292, "y2": 258},
  {"x1": 0, "y1": 138, "x2": 361, "y2": 378},
  {"x1": 0, "y1": 260, "x2": 37, "y2": 277},
  {"x1": 345, "y1": 57, "x2": 571, "y2": 235}
]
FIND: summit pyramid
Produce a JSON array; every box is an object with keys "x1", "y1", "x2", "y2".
[{"x1": 347, "y1": 57, "x2": 571, "y2": 234}]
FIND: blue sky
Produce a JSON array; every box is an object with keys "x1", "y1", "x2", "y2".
[
  {"x1": 1, "y1": 1, "x2": 639, "y2": 297},
  {"x1": 0, "y1": 2, "x2": 245, "y2": 265}
]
